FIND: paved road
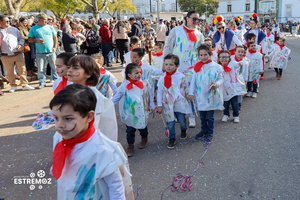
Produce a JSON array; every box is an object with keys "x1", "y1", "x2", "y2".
[{"x1": 1, "y1": 38, "x2": 300, "y2": 200}]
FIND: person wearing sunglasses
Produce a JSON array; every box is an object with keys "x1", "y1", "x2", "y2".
[
  {"x1": 164, "y1": 10, "x2": 205, "y2": 128},
  {"x1": 212, "y1": 18, "x2": 242, "y2": 60}
]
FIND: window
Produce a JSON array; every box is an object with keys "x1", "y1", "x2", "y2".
[
  {"x1": 171, "y1": 3, "x2": 176, "y2": 12},
  {"x1": 152, "y1": 5, "x2": 156, "y2": 13},
  {"x1": 227, "y1": 4, "x2": 232, "y2": 12},
  {"x1": 286, "y1": 4, "x2": 292, "y2": 17},
  {"x1": 246, "y1": 3, "x2": 250, "y2": 12},
  {"x1": 161, "y1": 4, "x2": 166, "y2": 12}
]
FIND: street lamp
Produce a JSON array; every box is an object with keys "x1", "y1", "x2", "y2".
[
  {"x1": 205, "y1": 3, "x2": 208, "y2": 20},
  {"x1": 156, "y1": 0, "x2": 164, "y2": 21}
]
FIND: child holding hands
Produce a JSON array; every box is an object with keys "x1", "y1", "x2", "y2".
[
  {"x1": 188, "y1": 44, "x2": 224, "y2": 142},
  {"x1": 156, "y1": 54, "x2": 191, "y2": 149}
]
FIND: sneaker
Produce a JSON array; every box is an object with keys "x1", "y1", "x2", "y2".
[
  {"x1": 138, "y1": 138, "x2": 148, "y2": 149},
  {"x1": 167, "y1": 139, "x2": 176, "y2": 149},
  {"x1": 0, "y1": 90, "x2": 4, "y2": 96},
  {"x1": 9, "y1": 87, "x2": 17, "y2": 93},
  {"x1": 22, "y1": 85, "x2": 35, "y2": 91},
  {"x1": 202, "y1": 136, "x2": 212, "y2": 143},
  {"x1": 188, "y1": 116, "x2": 196, "y2": 128},
  {"x1": 122, "y1": 63, "x2": 126, "y2": 67},
  {"x1": 126, "y1": 145, "x2": 134, "y2": 157},
  {"x1": 222, "y1": 115, "x2": 229, "y2": 122},
  {"x1": 252, "y1": 93, "x2": 257, "y2": 98},
  {"x1": 246, "y1": 91, "x2": 252, "y2": 97},
  {"x1": 233, "y1": 117, "x2": 240, "y2": 123},
  {"x1": 195, "y1": 132, "x2": 205, "y2": 140},
  {"x1": 36, "y1": 84, "x2": 46, "y2": 89},
  {"x1": 180, "y1": 130, "x2": 187, "y2": 139}
]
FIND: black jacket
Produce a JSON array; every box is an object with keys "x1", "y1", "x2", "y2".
[
  {"x1": 62, "y1": 33, "x2": 79, "y2": 54},
  {"x1": 128, "y1": 22, "x2": 142, "y2": 37}
]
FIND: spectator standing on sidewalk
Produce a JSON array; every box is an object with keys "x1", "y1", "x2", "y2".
[
  {"x1": 100, "y1": 19, "x2": 113, "y2": 67},
  {"x1": 28, "y1": 13, "x2": 58, "y2": 89},
  {"x1": 0, "y1": 15, "x2": 35, "y2": 93}
]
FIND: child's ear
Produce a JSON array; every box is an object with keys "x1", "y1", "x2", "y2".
[{"x1": 86, "y1": 111, "x2": 95, "y2": 123}]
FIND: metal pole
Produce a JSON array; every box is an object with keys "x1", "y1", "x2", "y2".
[{"x1": 157, "y1": 0, "x2": 160, "y2": 21}]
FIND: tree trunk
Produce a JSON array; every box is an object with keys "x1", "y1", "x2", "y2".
[{"x1": 4, "y1": 0, "x2": 24, "y2": 18}]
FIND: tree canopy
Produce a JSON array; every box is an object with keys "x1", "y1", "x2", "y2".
[{"x1": 178, "y1": 0, "x2": 219, "y2": 18}]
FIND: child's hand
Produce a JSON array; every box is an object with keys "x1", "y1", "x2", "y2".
[
  {"x1": 239, "y1": 62, "x2": 243, "y2": 67},
  {"x1": 188, "y1": 95, "x2": 195, "y2": 101},
  {"x1": 211, "y1": 83, "x2": 217, "y2": 90},
  {"x1": 157, "y1": 106, "x2": 163, "y2": 114},
  {"x1": 259, "y1": 72, "x2": 264, "y2": 75}
]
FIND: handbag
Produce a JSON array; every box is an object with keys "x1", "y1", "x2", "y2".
[{"x1": 21, "y1": 43, "x2": 30, "y2": 53}]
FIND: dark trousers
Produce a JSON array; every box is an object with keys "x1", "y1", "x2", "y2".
[
  {"x1": 275, "y1": 68, "x2": 283, "y2": 76},
  {"x1": 86, "y1": 46, "x2": 99, "y2": 56},
  {"x1": 116, "y1": 39, "x2": 129, "y2": 64},
  {"x1": 24, "y1": 51, "x2": 37, "y2": 72},
  {"x1": 247, "y1": 81, "x2": 258, "y2": 93},
  {"x1": 126, "y1": 125, "x2": 148, "y2": 145},
  {"x1": 224, "y1": 96, "x2": 239, "y2": 117},
  {"x1": 102, "y1": 42, "x2": 113, "y2": 65},
  {"x1": 199, "y1": 110, "x2": 214, "y2": 140}
]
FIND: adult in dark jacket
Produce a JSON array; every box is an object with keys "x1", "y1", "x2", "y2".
[
  {"x1": 128, "y1": 17, "x2": 142, "y2": 37},
  {"x1": 62, "y1": 25, "x2": 79, "y2": 54}
]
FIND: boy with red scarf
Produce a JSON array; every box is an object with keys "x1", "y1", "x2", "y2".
[{"x1": 50, "y1": 84, "x2": 131, "y2": 200}]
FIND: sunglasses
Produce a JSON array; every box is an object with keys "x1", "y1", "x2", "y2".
[
  {"x1": 218, "y1": 27, "x2": 225, "y2": 30},
  {"x1": 192, "y1": 18, "x2": 201, "y2": 22}
]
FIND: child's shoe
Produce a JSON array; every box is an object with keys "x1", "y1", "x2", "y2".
[
  {"x1": 138, "y1": 137, "x2": 148, "y2": 149},
  {"x1": 126, "y1": 144, "x2": 134, "y2": 157},
  {"x1": 246, "y1": 91, "x2": 252, "y2": 97},
  {"x1": 252, "y1": 93, "x2": 257, "y2": 98},
  {"x1": 233, "y1": 117, "x2": 240, "y2": 123},
  {"x1": 195, "y1": 132, "x2": 205, "y2": 140},
  {"x1": 278, "y1": 75, "x2": 281, "y2": 80},
  {"x1": 180, "y1": 130, "x2": 187, "y2": 139},
  {"x1": 222, "y1": 115, "x2": 229, "y2": 122},
  {"x1": 167, "y1": 139, "x2": 176, "y2": 149},
  {"x1": 188, "y1": 116, "x2": 196, "y2": 128},
  {"x1": 276, "y1": 73, "x2": 279, "y2": 78}
]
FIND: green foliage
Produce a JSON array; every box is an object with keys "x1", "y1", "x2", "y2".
[
  {"x1": 178, "y1": 0, "x2": 219, "y2": 17},
  {"x1": 106, "y1": 0, "x2": 137, "y2": 18}
]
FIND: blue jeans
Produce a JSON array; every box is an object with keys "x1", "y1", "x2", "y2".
[
  {"x1": 199, "y1": 110, "x2": 214, "y2": 140},
  {"x1": 36, "y1": 53, "x2": 58, "y2": 85},
  {"x1": 223, "y1": 96, "x2": 239, "y2": 117},
  {"x1": 126, "y1": 125, "x2": 148, "y2": 145},
  {"x1": 102, "y1": 42, "x2": 113, "y2": 65},
  {"x1": 247, "y1": 81, "x2": 258, "y2": 93},
  {"x1": 166, "y1": 112, "x2": 187, "y2": 139}
]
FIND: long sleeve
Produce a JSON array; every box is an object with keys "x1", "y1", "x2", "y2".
[
  {"x1": 163, "y1": 28, "x2": 176, "y2": 56},
  {"x1": 156, "y1": 77, "x2": 163, "y2": 107},
  {"x1": 109, "y1": 81, "x2": 118, "y2": 95},
  {"x1": 111, "y1": 90, "x2": 124, "y2": 105},
  {"x1": 188, "y1": 73, "x2": 196, "y2": 95},
  {"x1": 103, "y1": 169, "x2": 126, "y2": 200},
  {"x1": 232, "y1": 34, "x2": 242, "y2": 46},
  {"x1": 215, "y1": 69, "x2": 224, "y2": 87}
]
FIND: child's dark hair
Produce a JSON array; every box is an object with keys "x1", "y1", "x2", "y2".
[
  {"x1": 246, "y1": 33, "x2": 256, "y2": 41},
  {"x1": 164, "y1": 54, "x2": 179, "y2": 66},
  {"x1": 236, "y1": 45, "x2": 247, "y2": 52},
  {"x1": 130, "y1": 36, "x2": 140, "y2": 45},
  {"x1": 57, "y1": 52, "x2": 75, "y2": 66},
  {"x1": 204, "y1": 38, "x2": 212, "y2": 42},
  {"x1": 132, "y1": 48, "x2": 145, "y2": 57},
  {"x1": 50, "y1": 84, "x2": 97, "y2": 118},
  {"x1": 197, "y1": 44, "x2": 212, "y2": 56},
  {"x1": 125, "y1": 63, "x2": 139, "y2": 80},
  {"x1": 247, "y1": 41, "x2": 255, "y2": 48},
  {"x1": 91, "y1": 53, "x2": 104, "y2": 65},
  {"x1": 155, "y1": 42, "x2": 164, "y2": 49},
  {"x1": 68, "y1": 55, "x2": 100, "y2": 86},
  {"x1": 278, "y1": 37, "x2": 286, "y2": 42},
  {"x1": 185, "y1": 11, "x2": 198, "y2": 21},
  {"x1": 217, "y1": 50, "x2": 231, "y2": 64}
]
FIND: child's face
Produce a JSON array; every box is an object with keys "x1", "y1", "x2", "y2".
[
  {"x1": 218, "y1": 53, "x2": 230, "y2": 65},
  {"x1": 249, "y1": 44, "x2": 257, "y2": 51},
  {"x1": 131, "y1": 42, "x2": 141, "y2": 49},
  {"x1": 94, "y1": 58, "x2": 103, "y2": 68},
  {"x1": 235, "y1": 48, "x2": 245, "y2": 58},
  {"x1": 199, "y1": 50, "x2": 211, "y2": 63},
  {"x1": 52, "y1": 104, "x2": 93, "y2": 140},
  {"x1": 164, "y1": 59, "x2": 177, "y2": 73},
  {"x1": 248, "y1": 37, "x2": 256, "y2": 43},
  {"x1": 278, "y1": 39, "x2": 285, "y2": 46},
  {"x1": 67, "y1": 63, "x2": 91, "y2": 85},
  {"x1": 130, "y1": 52, "x2": 143, "y2": 64},
  {"x1": 55, "y1": 58, "x2": 68, "y2": 77},
  {"x1": 128, "y1": 67, "x2": 142, "y2": 81},
  {"x1": 154, "y1": 46, "x2": 163, "y2": 54}
]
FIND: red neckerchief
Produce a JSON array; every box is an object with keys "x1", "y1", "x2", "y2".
[
  {"x1": 183, "y1": 26, "x2": 197, "y2": 42},
  {"x1": 267, "y1": 33, "x2": 271, "y2": 37},
  {"x1": 130, "y1": 47, "x2": 133, "y2": 51},
  {"x1": 248, "y1": 49, "x2": 257, "y2": 54},
  {"x1": 194, "y1": 59, "x2": 212, "y2": 73},
  {"x1": 138, "y1": 62, "x2": 142, "y2": 66},
  {"x1": 233, "y1": 28, "x2": 237, "y2": 31},
  {"x1": 234, "y1": 56, "x2": 243, "y2": 62},
  {"x1": 54, "y1": 77, "x2": 68, "y2": 95},
  {"x1": 152, "y1": 52, "x2": 163, "y2": 57},
  {"x1": 164, "y1": 70, "x2": 176, "y2": 89},
  {"x1": 279, "y1": 45, "x2": 285, "y2": 50},
  {"x1": 100, "y1": 67, "x2": 106, "y2": 75},
  {"x1": 222, "y1": 64, "x2": 231, "y2": 72},
  {"x1": 52, "y1": 119, "x2": 95, "y2": 180},
  {"x1": 126, "y1": 79, "x2": 144, "y2": 90}
]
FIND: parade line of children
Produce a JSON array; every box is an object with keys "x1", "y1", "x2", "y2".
[{"x1": 49, "y1": 34, "x2": 290, "y2": 199}]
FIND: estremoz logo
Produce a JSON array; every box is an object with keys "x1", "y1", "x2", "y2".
[{"x1": 13, "y1": 170, "x2": 52, "y2": 190}]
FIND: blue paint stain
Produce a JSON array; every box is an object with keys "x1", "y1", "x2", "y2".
[
  {"x1": 75, "y1": 163, "x2": 96, "y2": 200},
  {"x1": 180, "y1": 43, "x2": 183, "y2": 52}
]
